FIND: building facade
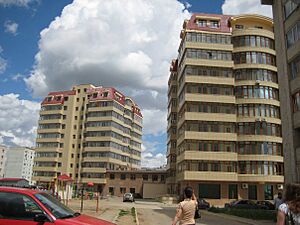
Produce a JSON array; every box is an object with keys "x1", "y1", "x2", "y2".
[
  {"x1": 167, "y1": 13, "x2": 284, "y2": 205},
  {"x1": 4, "y1": 147, "x2": 35, "y2": 184},
  {"x1": 0, "y1": 146, "x2": 7, "y2": 178},
  {"x1": 261, "y1": 0, "x2": 300, "y2": 183},
  {"x1": 33, "y1": 84, "x2": 143, "y2": 191},
  {"x1": 103, "y1": 169, "x2": 167, "y2": 198}
]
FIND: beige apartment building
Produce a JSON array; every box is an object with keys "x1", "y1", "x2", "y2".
[
  {"x1": 167, "y1": 13, "x2": 284, "y2": 205},
  {"x1": 33, "y1": 84, "x2": 143, "y2": 192},
  {"x1": 261, "y1": 0, "x2": 300, "y2": 183}
]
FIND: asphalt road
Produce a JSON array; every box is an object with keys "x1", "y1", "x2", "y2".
[{"x1": 137, "y1": 206, "x2": 248, "y2": 225}]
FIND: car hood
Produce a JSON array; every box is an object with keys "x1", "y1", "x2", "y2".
[{"x1": 56, "y1": 214, "x2": 116, "y2": 225}]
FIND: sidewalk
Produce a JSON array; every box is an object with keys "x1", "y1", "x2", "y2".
[{"x1": 202, "y1": 210, "x2": 276, "y2": 225}]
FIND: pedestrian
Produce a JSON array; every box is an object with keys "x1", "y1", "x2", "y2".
[
  {"x1": 172, "y1": 186, "x2": 198, "y2": 225},
  {"x1": 277, "y1": 183, "x2": 300, "y2": 225},
  {"x1": 275, "y1": 192, "x2": 284, "y2": 210}
]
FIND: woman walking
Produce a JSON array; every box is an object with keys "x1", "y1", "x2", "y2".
[
  {"x1": 277, "y1": 183, "x2": 300, "y2": 225},
  {"x1": 172, "y1": 187, "x2": 198, "y2": 225}
]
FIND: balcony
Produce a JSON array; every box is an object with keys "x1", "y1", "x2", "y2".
[
  {"x1": 235, "y1": 80, "x2": 278, "y2": 89},
  {"x1": 237, "y1": 116, "x2": 281, "y2": 125},
  {"x1": 185, "y1": 41, "x2": 233, "y2": 52},
  {"x1": 33, "y1": 166, "x2": 58, "y2": 172},
  {"x1": 32, "y1": 176, "x2": 54, "y2": 182},
  {"x1": 38, "y1": 119, "x2": 62, "y2": 124},
  {"x1": 184, "y1": 93, "x2": 236, "y2": 104},
  {"x1": 178, "y1": 112, "x2": 236, "y2": 128},
  {"x1": 184, "y1": 75, "x2": 234, "y2": 86},
  {"x1": 234, "y1": 63, "x2": 277, "y2": 72},
  {"x1": 177, "y1": 131, "x2": 237, "y2": 145},
  {"x1": 81, "y1": 168, "x2": 106, "y2": 173},
  {"x1": 237, "y1": 134, "x2": 282, "y2": 143},
  {"x1": 238, "y1": 174, "x2": 283, "y2": 183},
  {"x1": 80, "y1": 178, "x2": 106, "y2": 184},
  {"x1": 232, "y1": 27, "x2": 274, "y2": 39},
  {"x1": 238, "y1": 154, "x2": 283, "y2": 162},
  {"x1": 34, "y1": 157, "x2": 61, "y2": 162},
  {"x1": 177, "y1": 171, "x2": 238, "y2": 182},
  {"x1": 177, "y1": 151, "x2": 237, "y2": 163},
  {"x1": 182, "y1": 57, "x2": 234, "y2": 69},
  {"x1": 236, "y1": 98, "x2": 280, "y2": 107},
  {"x1": 40, "y1": 110, "x2": 63, "y2": 115},
  {"x1": 37, "y1": 128, "x2": 62, "y2": 133},
  {"x1": 36, "y1": 138, "x2": 61, "y2": 143},
  {"x1": 87, "y1": 106, "x2": 114, "y2": 112}
]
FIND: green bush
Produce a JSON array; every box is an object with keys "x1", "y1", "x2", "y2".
[{"x1": 209, "y1": 207, "x2": 276, "y2": 220}]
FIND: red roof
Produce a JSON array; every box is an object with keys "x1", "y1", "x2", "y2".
[{"x1": 0, "y1": 178, "x2": 27, "y2": 182}]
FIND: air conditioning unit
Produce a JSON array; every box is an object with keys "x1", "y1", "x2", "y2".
[
  {"x1": 277, "y1": 184, "x2": 284, "y2": 190},
  {"x1": 241, "y1": 183, "x2": 248, "y2": 189}
]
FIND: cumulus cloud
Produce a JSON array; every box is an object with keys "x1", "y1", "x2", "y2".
[
  {"x1": 0, "y1": 46, "x2": 7, "y2": 74},
  {"x1": 0, "y1": 94, "x2": 40, "y2": 147},
  {"x1": 222, "y1": 0, "x2": 273, "y2": 18},
  {"x1": 0, "y1": 0, "x2": 37, "y2": 7},
  {"x1": 141, "y1": 139, "x2": 167, "y2": 168},
  {"x1": 4, "y1": 20, "x2": 18, "y2": 35},
  {"x1": 25, "y1": 0, "x2": 190, "y2": 135}
]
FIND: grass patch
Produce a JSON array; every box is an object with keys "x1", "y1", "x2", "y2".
[
  {"x1": 118, "y1": 209, "x2": 129, "y2": 217},
  {"x1": 208, "y1": 206, "x2": 276, "y2": 220},
  {"x1": 131, "y1": 207, "x2": 137, "y2": 222}
]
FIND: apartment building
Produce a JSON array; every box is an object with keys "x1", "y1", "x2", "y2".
[
  {"x1": 4, "y1": 147, "x2": 35, "y2": 184},
  {"x1": 261, "y1": 0, "x2": 300, "y2": 183},
  {"x1": 33, "y1": 84, "x2": 143, "y2": 192},
  {"x1": 167, "y1": 13, "x2": 284, "y2": 204},
  {"x1": 0, "y1": 146, "x2": 7, "y2": 178}
]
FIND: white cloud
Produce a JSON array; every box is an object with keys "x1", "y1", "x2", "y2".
[
  {"x1": 142, "y1": 152, "x2": 166, "y2": 168},
  {"x1": 4, "y1": 20, "x2": 19, "y2": 35},
  {"x1": 11, "y1": 73, "x2": 24, "y2": 81},
  {"x1": 0, "y1": 0, "x2": 36, "y2": 7},
  {"x1": 0, "y1": 94, "x2": 40, "y2": 147},
  {"x1": 25, "y1": 0, "x2": 190, "y2": 135},
  {"x1": 141, "y1": 140, "x2": 166, "y2": 168},
  {"x1": 222, "y1": 0, "x2": 273, "y2": 18},
  {"x1": 0, "y1": 46, "x2": 7, "y2": 74}
]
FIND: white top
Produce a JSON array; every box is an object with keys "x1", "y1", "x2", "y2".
[{"x1": 278, "y1": 203, "x2": 300, "y2": 224}]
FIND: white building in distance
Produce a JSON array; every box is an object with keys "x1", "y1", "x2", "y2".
[
  {"x1": 0, "y1": 146, "x2": 7, "y2": 178},
  {"x1": 4, "y1": 147, "x2": 35, "y2": 184}
]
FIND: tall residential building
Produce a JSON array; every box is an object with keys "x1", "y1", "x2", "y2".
[
  {"x1": 167, "y1": 13, "x2": 284, "y2": 204},
  {"x1": 0, "y1": 146, "x2": 7, "y2": 178},
  {"x1": 4, "y1": 147, "x2": 35, "y2": 184},
  {"x1": 261, "y1": 0, "x2": 300, "y2": 183},
  {"x1": 33, "y1": 84, "x2": 143, "y2": 191}
]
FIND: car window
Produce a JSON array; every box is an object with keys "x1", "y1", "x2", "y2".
[
  {"x1": 0, "y1": 192, "x2": 43, "y2": 221},
  {"x1": 34, "y1": 193, "x2": 74, "y2": 219}
]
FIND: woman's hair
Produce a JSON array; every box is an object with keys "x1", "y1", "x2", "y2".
[
  {"x1": 184, "y1": 186, "x2": 193, "y2": 199},
  {"x1": 285, "y1": 183, "x2": 300, "y2": 214}
]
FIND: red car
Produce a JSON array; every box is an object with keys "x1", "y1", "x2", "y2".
[{"x1": 0, "y1": 187, "x2": 115, "y2": 225}]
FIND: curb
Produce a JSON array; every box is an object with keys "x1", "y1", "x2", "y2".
[{"x1": 134, "y1": 207, "x2": 139, "y2": 225}]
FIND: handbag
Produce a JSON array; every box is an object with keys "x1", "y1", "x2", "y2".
[
  {"x1": 194, "y1": 201, "x2": 201, "y2": 219},
  {"x1": 285, "y1": 212, "x2": 295, "y2": 225}
]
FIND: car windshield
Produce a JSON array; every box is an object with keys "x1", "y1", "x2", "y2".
[
  {"x1": 124, "y1": 193, "x2": 132, "y2": 196},
  {"x1": 34, "y1": 193, "x2": 77, "y2": 219}
]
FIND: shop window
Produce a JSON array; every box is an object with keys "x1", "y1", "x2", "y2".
[
  {"x1": 264, "y1": 184, "x2": 274, "y2": 200},
  {"x1": 121, "y1": 174, "x2": 126, "y2": 180},
  {"x1": 199, "y1": 184, "x2": 220, "y2": 199}
]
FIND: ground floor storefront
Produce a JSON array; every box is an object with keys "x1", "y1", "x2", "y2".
[{"x1": 177, "y1": 181, "x2": 282, "y2": 206}]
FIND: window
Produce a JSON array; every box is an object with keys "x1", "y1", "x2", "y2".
[
  {"x1": 199, "y1": 184, "x2": 220, "y2": 199},
  {"x1": 120, "y1": 187, "x2": 126, "y2": 194},
  {"x1": 130, "y1": 188, "x2": 135, "y2": 194},
  {"x1": 76, "y1": 107, "x2": 79, "y2": 111},
  {"x1": 142, "y1": 174, "x2": 148, "y2": 181},
  {"x1": 64, "y1": 96, "x2": 68, "y2": 101},
  {"x1": 109, "y1": 187, "x2": 114, "y2": 195},
  {"x1": 0, "y1": 192, "x2": 43, "y2": 220},
  {"x1": 197, "y1": 20, "x2": 207, "y2": 27},
  {"x1": 120, "y1": 174, "x2": 126, "y2": 180},
  {"x1": 109, "y1": 174, "x2": 115, "y2": 180},
  {"x1": 235, "y1": 24, "x2": 244, "y2": 29},
  {"x1": 130, "y1": 174, "x2": 136, "y2": 180},
  {"x1": 63, "y1": 115, "x2": 66, "y2": 119},
  {"x1": 210, "y1": 20, "x2": 219, "y2": 28},
  {"x1": 152, "y1": 175, "x2": 158, "y2": 181},
  {"x1": 77, "y1": 89, "x2": 80, "y2": 93},
  {"x1": 64, "y1": 106, "x2": 67, "y2": 110},
  {"x1": 284, "y1": 1, "x2": 298, "y2": 19},
  {"x1": 76, "y1": 98, "x2": 79, "y2": 102},
  {"x1": 248, "y1": 185, "x2": 257, "y2": 200}
]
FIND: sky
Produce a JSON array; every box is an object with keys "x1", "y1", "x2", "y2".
[{"x1": 0, "y1": 0, "x2": 272, "y2": 167}]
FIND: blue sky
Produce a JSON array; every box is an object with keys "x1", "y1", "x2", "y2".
[{"x1": 0, "y1": 0, "x2": 272, "y2": 167}]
